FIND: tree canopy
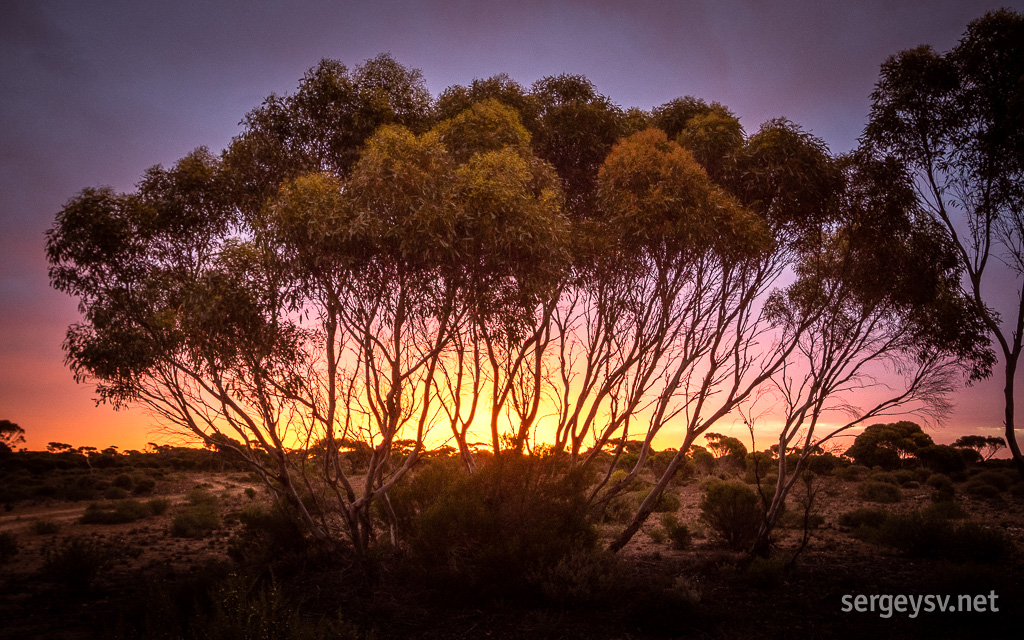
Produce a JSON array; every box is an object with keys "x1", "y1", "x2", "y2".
[
  {"x1": 47, "y1": 54, "x2": 993, "y2": 553},
  {"x1": 863, "y1": 8, "x2": 1024, "y2": 478}
]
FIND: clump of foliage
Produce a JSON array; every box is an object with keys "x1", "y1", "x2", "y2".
[
  {"x1": 172, "y1": 502, "x2": 220, "y2": 538},
  {"x1": 652, "y1": 489, "x2": 681, "y2": 513},
  {"x1": 698, "y1": 479, "x2": 762, "y2": 550},
  {"x1": 41, "y1": 536, "x2": 116, "y2": 590},
  {"x1": 874, "y1": 512, "x2": 1011, "y2": 563},
  {"x1": 857, "y1": 480, "x2": 902, "y2": 503},
  {"x1": 660, "y1": 513, "x2": 692, "y2": 550},
  {"x1": 838, "y1": 507, "x2": 890, "y2": 530},
  {"x1": 969, "y1": 470, "x2": 1012, "y2": 492},
  {"x1": 952, "y1": 435, "x2": 1006, "y2": 461},
  {"x1": 110, "y1": 562, "x2": 357, "y2": 640},
  {"x1": 227, "y1": 502, "x2": 307, "y2": 567},
  {"x1": 0, "y1": 531, "x2": 18, "y2": 564},
  {"x1": 32, "y1": 518, "x2": 62, "y2": 534},
  {"x1": 916, "y1": 444, "x2": 967, "y2": 474},
  {"x1": 388, "y1": 455, "x2": 598, "y2": 601},
  {"x1": 147, "y1": 497, "x2": 171, "y2": 515},
  {"x1": 80, "y1": 499, "x2": 162, "y2": 524},
  {"x1": 839, "y1": 505, "x2": 1010, "y2": 564},
  {"x1": 132, "y1": 477, "x2": 157, "y2": 495},
  {"x1": 831, "y1": 465, "x2": 870, "y2": 482},
  {"x1": 745, "y1": 556, "x2": 786, "y2": 590},
  {"x1": 926, "y1": 473, "x2": 954, "y2": 491},
  {"x1": 845, "y1": 422, "x2": 933, "y2": 470},
  {"x1": 963, "y1": 478, "x2": 1003, "y2": 500},
  {"x1": 922, "y1": 500, "x2": 969, "y2": 520}
]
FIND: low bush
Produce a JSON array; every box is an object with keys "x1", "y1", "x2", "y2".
[
  {"x1": 41, "y1": 536, "x2": 116, "y2": 590},
  {"x1": 926, "y1": 473, "x2": 953, "y2": 490},
  {"x1": 922, "y1": 500, "x2": 969, "y2": 520},
  {"x1": 857, "y1": 481, "x2": 902, "y2": 503},
  {"x1": 969, "y1": 470, "x2": 1011, "y2": 492},
  {"x1": 652, "y1": 489, "x2": 681, "y2": 513},
  {"x1": 963, "y1": 479, "x2": 1002, "y2": 500},
  {"x1": 146, "y1": 497, "x2": 171, "y2": 515},
  {"x1": 227, "y1": 502, "x2": 306, "y2": 566},
  {"x1": 80, "y1": 499, "x2": 156, "y2": 524},
  {"x1": 0, "y1": 531, "x2": 18, "y2": 564},
  {"x1": 171, "y1": 503, "x2": 220, "y2": 538},
  {"x1": 745, "y1": 556, "x2": 785, "y2": 590},
  {"x1": 185, "y1": 488, "x2": 220, "y2": 507},
  {"x1": 131, "y1": 477, "x2": 157, "y2": 495},
  {"x1": 392, "y1": 455, "x2": 598, "y2": 601},
  {"x1": 32, "y1": 518, "x2": 62, "y2": 534},
  {"x1": 838, "y1": 507, "x2": 890, "y2": 530},
  {"x1": 660, "y1": 513, "x2": 692, "y2": 550},
  {"x1": 243, "y1": 487, "x2": 257, "y2": 500},
  {"x1": 698, "y1": 479, "x2": 762, "y2": 550},
  {"x1": 867, "y1": 471, "x2": 900, "y2": 485},
  {"x1": 916, "y1": 444, "x2": 966, "y2": 474},
  {"x1": 112, "y1": 473, "x2": 134, "y2": 490},
  {"x1": 103, "y1": 486, "x2": 130, "y2": 500},
  {"x1": 892, "y1": 469, "x2": 918, "y2": 485},
  {"x1": 832, "y1": 465, "x2": 870, "y2": 482},
  {"x1": 534, "y1": 547, "x2": 623, "y2": 607},
  {"x1": 874, "y1": 512, "x2": 1011, "y2": 563}
]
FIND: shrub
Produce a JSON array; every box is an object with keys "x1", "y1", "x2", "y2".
[
  {"x1": 876, "y1": 511, "x2": 952, "y2": 557},
  {"x1": 925, "y1": 473, "x2": 953, "y2": 490},
  {"x1": 80, "y1": 499, "x2": 154, "y2": 524},
  {"x1": 146, "y1": 497, "x2": 171, "y2": 515},
  {"x1": 227, "y1": 502, "x2": 306, "y2": 566},
  {"x1": 535, "y1": 547, "x2": 622, "y2": 606},
  {"x1": 112, "y1": 473, "x2": 134, "y2": 490},
  {"x1": 745, "y1": 556, "x2": 786, "y2": 590},
  {"x1": 932, "y1": 484, "x2": 957, "y2": 503},
  {"x1": 603, "y1": 491, "x2": 644, "y2": 524},
  {"x1": 652, "y1": 489, "x2": 681, "y2": 513},
  {"x1": 916, "y1": 445, "x2": 966, "y2": 474},
  {"x1": 0, "y1": 531, "x2": 18, "y2": 564},
  {"x1": 963, "y1": 479, "x2": 1002, "y2": 500},
  {"x1": 243, "y1": 487, "x2": 257, "y2": 500},
  {"x1": 698, "y1": 479, "x2": 761, "y2": 550},
  {"x1": 857, "y1": 481, "x2": 902, "y2": 503},
  {"x1": 185, "y1": 488, "x2": 219, "y2": 506},
  {"x1": 874, "y1": 511, "x2": 1012, "y2": 563},
  {"x1": 171, "y1": 504, "x2": 220, "y2": 538},
  {"x1": 395, "y1": 455, "x2": 597, "y2": 600},
  {"x1": 922, "y1": 500, "x2": 968, "y2": 520},
  {"x1": 948, "y1": 522, "x2": 1013, "y2": 563},
  {"x1": 892, "y1": 469, "x2": 917, "y2": 485},
  {"x1": 832, "y1": 465, "x2": 869, "y2": 482},
  {"x1": 131, "y1": 477, "x2": 156, "y2": 495},
  {"x1": 32, "y1": 519, "x2": 62, "y2": 535},
  {"x1": 838, "y1": 507, "x2": 889, "y2": 530},
  {"x1": 42, "y1": 536, "x2": 115, "y2": 590},
  {"x1": 970, "y1": 470, "x2": 1010, "y2": 492},
  {"x1": 867, "y1": 471, "x2": 900, "y2": 485},
  {"x1": 660, "y1": 513, "x2": 692, "y2": 550},
  {"x1": 103, "y1": 486, "x2": 130, "y2": 500}
]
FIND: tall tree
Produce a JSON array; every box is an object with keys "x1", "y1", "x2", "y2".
[{"x1": 864, "y1": 9, "x2": 1024, "y2": 478}]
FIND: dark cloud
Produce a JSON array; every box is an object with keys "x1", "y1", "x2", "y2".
[{"x1": 2, "y1": 0, "x2": 1021, "y2": 449}]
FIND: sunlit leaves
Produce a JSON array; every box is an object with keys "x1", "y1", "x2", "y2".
[{"x1": 597, "y1": 128, "x2": 766, "y2": 261}]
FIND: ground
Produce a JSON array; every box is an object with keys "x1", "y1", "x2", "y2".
[{"x1": 1, "y1": 464, "x2": 1022, "y2": 639}]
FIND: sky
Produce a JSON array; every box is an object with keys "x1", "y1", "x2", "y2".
[{"x1": 1, "y1": 0, "x2": 1022, "y2": 452}]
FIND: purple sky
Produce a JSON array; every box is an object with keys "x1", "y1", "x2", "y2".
[{"x1": 2, "y1": 0, "x2": 1021, "y2": 451}]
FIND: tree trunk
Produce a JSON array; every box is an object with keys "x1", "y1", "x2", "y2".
[{"x1": 1003, "y1": 356, "x2": 1024, "y2": 481}]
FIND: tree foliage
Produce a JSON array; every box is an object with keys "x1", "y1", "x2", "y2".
[
  {"x1": 47, "y1": 52, "x2": 994, "y2": 557},
  {"x1": 863, "y1": 8, "x2": 1024, "y2": 478}
]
